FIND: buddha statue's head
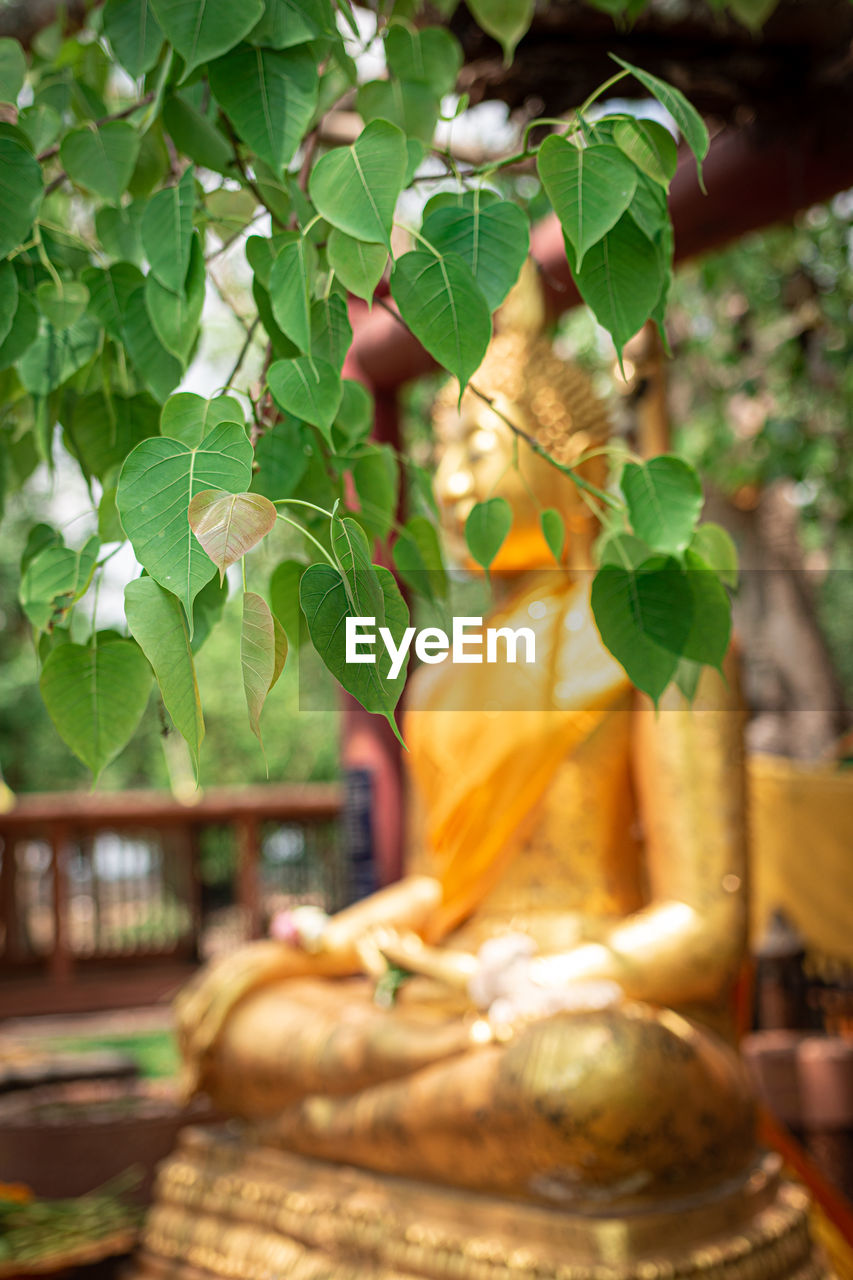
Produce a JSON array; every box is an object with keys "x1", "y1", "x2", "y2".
[{"x1": 431, "y1": 260, "x2": 611, "y2": 573}]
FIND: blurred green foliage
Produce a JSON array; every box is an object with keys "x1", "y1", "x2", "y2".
[
  {"x1": 43, "y1": 1029, "x2": 179, "y2": 1079},
  {"x1": 668, "y1": 198, "x2": 853, "y2": 551},
  {"x1": 0, "y1": 500, "x2": 340, "y2": 793},
  {"x1": 561, "y1": 194, "x2": 853, "y2": 701}
]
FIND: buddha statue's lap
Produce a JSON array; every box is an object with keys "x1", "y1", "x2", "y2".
[{"x1": 175, "y1": 275, "x2": 760, "y2": 1209}]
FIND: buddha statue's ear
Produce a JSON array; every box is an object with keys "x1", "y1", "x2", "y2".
[{"x1": 494, "y1": 257, "x2": 546, "y2": 339}]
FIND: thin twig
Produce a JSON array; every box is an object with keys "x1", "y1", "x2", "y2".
[
  {"x1": 374, "y1": 296, "x2": 620, "y2": 510},
  {"x1": 37, "y1": 91, "x2": 156, "y2": 162},
  {"x1": 298, "y1": 129, "x2": 319, "y2": 192},
  {"x1": 207, "y1": 267, "x2": 251, "y2": 333},
  {"x1": 465, "y1": 382, "x2": 620, "y2": 508},
  {"x1": 205, "y1": 208, "x2": 268, "y2": 263},
  {"x1": 222, "y1": 116, "x2": 286, "y2": 230},
  {"x1": 225, "y1": 316, "x2": 260, "y2": 390}
]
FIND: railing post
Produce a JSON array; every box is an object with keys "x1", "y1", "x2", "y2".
[
  {"x1": 187, "y1": 825, "x2": 203, "y2": 961},
  {"x1": 49, "y1": 822, "x2": 73, "y2": 984},
  {"x1": 236, "y1": 816, "x2": 261, "y2": 940}
]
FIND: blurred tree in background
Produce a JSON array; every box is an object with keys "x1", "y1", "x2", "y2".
[{"x1": 561, "y1": 192, "x2": 853, "y2": 754}]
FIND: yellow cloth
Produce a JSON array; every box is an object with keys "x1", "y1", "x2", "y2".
[
  {"x1": 403, "y1": 576, "x2": 630, "y2": 938},
  {"x1": 748, "y1": 754, "x2": 853, "y2": 964}
]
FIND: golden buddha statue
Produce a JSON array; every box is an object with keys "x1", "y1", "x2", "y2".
[{"x1": 140, "y1": 265, "x2": 827, "y2": 1280}]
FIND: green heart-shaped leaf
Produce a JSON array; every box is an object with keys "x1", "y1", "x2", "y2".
[
  {"x1": 465, "y1": 497, "x2": 512, "y2": 571},
  {"x1": 36, "y1": 280, "x2": 90, "y2": 330},
  {"x1": 19, "y1": 104, "x2": 61, "y2": 154},
  {"x1": 149, "y1": 0, "x2": 263, "y2": 78},
  {"x1": 467, "y1": 0, "x2": 533, "y2": 62},
  {"x1": 60, "y1": 121, "x2": 140, "y2": 204},
  {"x1": 689, "y1": 523, "x2": 738, "y2": 589},
  {"x1": 190, "y1": 574, "x2": 228, "y2": 654},
  {"x1": 332, "y1": 380, "x2": 374, "y2": 451},
  {"x1": 64, "y1": 391, "x2": 159, "y2": 481},
  {"x1": 117, "y1": 421, "x2": 253, "y2": 629},
  {"x1": 103, "y1": 0, "x2": 164, "y2": 77},
  {"x1": 421, "y1": 199, "x2": 529, "y2": 311},
  {"x1": 125, "y1": 576, "x2": 204, "y2": 778},
  {"x1": 590, "y1": 556, "x2": 693, "y2": 703},
  {"x1": 269, "y1": 232, "x2": 317, "y2": 353},
  {"x1": 327, "y1": 229, "x2": 387, "y2": 304},
  {"x1": 620, "y1": 454, "x2": 703, "y2": 554},
  {"x1": 18, "y1": 314, "x2": 100, "y2": 396},
  {"x1": 21, "y1": 524, "x2": 62, "y2": 575},
  {"x1": 310, "y1": 294, "x2": 352, "y2": 374},
  {"x1": 0, "y1": 137, "x2": 42, "y2": 259},
  {"x1": 83, "y1": 263, "x2": 144, "y2": 340},
  {"x1": 300, "y1": 562, "x2": 409, "y2": 739},
  {"x1": 144, "y1": 230, "x2": 205, "y2": 364},
  {"x1": 309, "y1": 119, "x2": 407, "y2": 248},
  {"x1": 597, "y1": 531, "x2": 655, "y2": 570},
  {"x1": 209, "y1": 43, "x2": 318, "y2": 174},
  {"x1": 573, "y1": 211, "x2": 666, "y2": 358},
  {"x1": 385, "y1": 25, "x2": 462, "y2": 97},
  {"x1": 0, "y1": 259, "x2": 18, "y2": 347},
  {"x1": 269, "y1": 558, "x2": 306, "y2": 649},
  {"x1": 251, "y1": 415, "x2": 310, "y2": 501},
  {"x1": 40, "y1": 638, "x2": 152, "y2": 780},
  {"x1": 390, "y1": 249, "x2": 491, "y2": 389},
  {"x1": 0, "y1": 37, "x2": 26, "y2": 104},
  {"x1": 612, "y1": 118, "x2": 677, "y2": 188},
  {"x1": 332, "y1": 516, "x2": 385, "y2": 624},
  {"x1": 540, "y1": 508, "x2": 565, "y2": 563},
  {"x1": 680, "y1": 549, "x2": 731, "y2": 670},
  {"x1": 610, "y1": 55, "x2": 709, "y2": 188},
  {"x1": 538, "y1": 137, "x2": 637, "y2": 270},
  {"x1": 353, "y1": 445, "x2": 398, "y2": 541},
  {"x1": 141, "y1": 166, "x2": 195, "y2": 293},
  {"x1": 160, "y1": 392, "x2": 244, "y2": 448},
  {"x1": 122, "y1": 286, "x2": 183, "y2": 402},
  {"x1": 96, "y1": 201, "x2": 145, "y2": 264},
  {"x1": 163, "y1": 93, "x2": 235, "y2": 175},
  {"x1": 248, "y1": 0, "x2": 334, "y2": 48},
  {"x1": 19, "y1": 535, "x2": 100, "y2": 630},
  {"x1": 392, "y1": 515, "x2": 446, "y2": 603},
  {"x1": 267, "y1": 356, "x2": 342, "y2": 444},
  {"x1": 357, "y1": 79, "x2": 440, "y2": 147},
  {"x1": 0, "y1": 291, "x2": 37, "y2": 370}
]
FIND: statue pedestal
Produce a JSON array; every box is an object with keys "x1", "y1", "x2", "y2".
[{"x1": 132, "y1": 1126, "x2": 828, "y2": 1280}]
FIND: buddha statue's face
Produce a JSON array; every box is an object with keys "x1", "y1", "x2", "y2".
[{"x1": 432, "y1": 385, "x2": 603, "y2": 574}]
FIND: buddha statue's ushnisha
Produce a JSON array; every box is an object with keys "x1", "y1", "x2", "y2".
[{"x1": 173, "y1": 264, "x2": 761, "y2": 1211}]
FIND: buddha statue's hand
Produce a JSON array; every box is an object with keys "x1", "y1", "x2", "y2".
[
  {"x1": 371, "y1": 927, "x2": 479, "y2": 991},
  {"x1": 376, "y1": 930, "x2": 622, "y2": 1030},
  {"x1": 469, "y1": 934, "x2": 622, "y2": 1033}
]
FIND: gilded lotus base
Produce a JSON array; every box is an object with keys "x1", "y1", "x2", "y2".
[{"x1": 131, "y1": 1126, "x2": 831, "y2": 1280}]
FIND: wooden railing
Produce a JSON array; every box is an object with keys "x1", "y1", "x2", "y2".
[{"x1": 0, "y1": 785, "x2": 343, "y2": 1019}]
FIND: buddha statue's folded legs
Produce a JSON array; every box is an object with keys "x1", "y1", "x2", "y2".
[
  {"x1": 189, "y1": 958, "x2": 755, "y2": 1208},
  {"x1": 258, "y1": 1000, "x2": 756, "y2": 1207}
]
